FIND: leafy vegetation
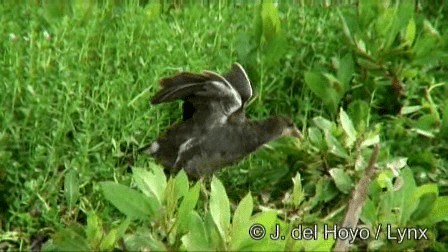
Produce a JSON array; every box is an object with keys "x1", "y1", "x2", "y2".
[{"x1": 1, "y1": 1, "x2": 447, "y2": 251}]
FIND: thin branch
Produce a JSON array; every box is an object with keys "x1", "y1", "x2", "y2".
[{"x1": 334, "y1": 144, "x2": 380, "y2": 252}]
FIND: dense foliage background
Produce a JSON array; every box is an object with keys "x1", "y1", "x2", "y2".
[{"x1": 1, "y1": 0, "x2": 447, "y2": 251}]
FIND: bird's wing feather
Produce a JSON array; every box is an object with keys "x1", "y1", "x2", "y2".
[
  {"x1": 151, "y1": 71, "x2": 242, "y2": 120},
  {"x1": 223, "y1": 63, "x2": 252, "y2": 106}
]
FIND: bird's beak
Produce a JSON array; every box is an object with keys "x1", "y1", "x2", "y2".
[{"x1": 283, "y1": 127, "x2": 303, "y2": 139}]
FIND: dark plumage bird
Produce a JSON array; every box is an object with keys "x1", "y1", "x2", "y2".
[{"x1": 145, "y1": 63, "x2": 302, "y2": 179}]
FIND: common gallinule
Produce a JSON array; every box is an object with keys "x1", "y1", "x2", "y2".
[{"x1": 145, "y1": 63, "x2": 302, "y2": 179}]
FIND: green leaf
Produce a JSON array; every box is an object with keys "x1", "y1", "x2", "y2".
[
  {"x1": 86, "y1": 213, "x2": 102, "y2": 247},
  {"x1": 411, "y1": 192, "x2": 437, "y2": 222},
  {"x1": 379, "y1": 168, "x2": 417, "y2": 225},
  {"x1": 53, "y1": 228, "x2": 90, "y2": 251},
  {"x1": 304, "y1": 71, "x2": 339, "y2": 112},
  {"x1": 325, "y1": 131, "x2": 349, "y2": 159},
  {"x1": 348, "y1": 100, "x2": 370, "y2": 131},
  {"x1": 64, "y1": 169, "x2": 79, "y2": 209},
  {"x1": 99, "y1": 219, "x2": 130, "y2": 251},
  {"x1": 337, "y1": 53, "x2": 354, "y2": 89},
  {"x1": 175, "y1": 182, "x2": 201, "y2": 234},
  {"x1": 230, "y1": 193, "x2": 253, "y2": 251},
  {"x1": 400, "y1": 105, "x2": 423, "y2": 115},
  {"x1": 100, "y1": 181, "x2": 156, "y2": 220},
  {"x1": 297, "y1": 227, "x2": 335, "y2": 252},
  {"x1": 376, "y1": 171, "x2": 395, "y2": 190},
  {"x1": 405, "y1": 18, "x2": 416, "y2": 45},
  {"x1": 124, "y1": 228, "x2": 167, "y2": 251},
  {"x1": 339, "y1": 108, "x2": 357, "y2": 148},
  {"x1": 360, "y1": 197, "x2": 377, "y2": 226},
  {"x1": 232, "y1": 193, "x2": 253, "y2": 231},
  {"x1": 329, "y1": 168, "x2": 353, "y2": 194},
  {"x1": 210, "y1": 176, "x2": 230, "y2": 241},
  {"x1": 132, "y1": 164, "x2": 166, "y2": 206},
  {"x1": 181, "y1": 211, "x2": 212, "y2": 251},
  {"x1": 292, "y1": 172, "x2": 304, "y2": 207},
  {"x1": 205, "y1": 212, "x2": 224, "y2": 250},
  {"x1": 312, "y1": 117, "x2": 334, "y2": 132},
  {"x1": 308, "y1": 127, "x2": 325, "y2": 149},
  {"x1": 174, "y1": 170, "x2": 189, "y2": 200},
  {"x1": 248, "y1": 212, "x2": 286, "y2": 251},
  {"x1": 360, "y1": 133, "x2": 380, "y2": 148},
  {"x1": 423, "y1": 19, "x2": 440, "y2": 37},
  {"x1": 100, "y1": 229, "x2": 116, "y2": 251},
  {"x1": 312, "y1": 178, "x2": 339, "y2": 204},
  {"x1": 260, "y1": 1, "x2": 281, "y2": 42},
  {"x1": 425, "y1": 196, "x2": 448, "y2": 224}
]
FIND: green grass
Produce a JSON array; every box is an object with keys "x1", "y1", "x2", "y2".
[{"x1": 1, "y1": 1, "x2": 448, "y2": 250}]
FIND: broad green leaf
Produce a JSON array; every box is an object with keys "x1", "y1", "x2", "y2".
[
  {"x1": 360, "y1": 133, "x2": 380, "y2": 147},
  {"x1": 174, "y1": 170, "x2": 189, "y2": 200},
  {"x1": 230, "y1": 193, "x2": 253, "y2": 251},
  {"x1": 329, "y1": 168, "x2": 353, "y2": 194},
  {"x1": 338, "y1": 9, "x2": 352, "y2": 40},
  {"x1": 323, "y1": 73, "x2": 343, "y2": 93},
  {"x1": 337, "y1": 53, "x2": 354, "y2": 89},
  {"x1": 100, "y1": 182, "x2": 156, "y2": 220},
  {"x1": 210, "y1": 176, "x2": 230, "y2": 241},
  {"x1": 297, "y1": 227, "x2": 335, "y2": 252},
  {"x1": 99, "y1": 219, "x2": 130, "y2": 251},
  {"x1": 244, "y1": 211, "x2": 285, "y2": 251},
  {"x1": 100, "y1": 229, "x2": 116, "y2": 251},
  {"x1": 376, "y1": 8, "x2": 395, "y2": 37},
  {"x1": 339, "y1": 108, "x2": 357, "y2": 148},
  {"x1": 164, "y1": 177, "x2": 177, "y2": 221},
  {"x1": 86, "y1": 213, "x2": 102, "y2": 247},
  {"x1": 304, "y1": 71, "x2": 328, "y2": 99},
  {"x1": 304, "y1": 72, "x2": 339, "y2": 112},
  {"x1": 292, "y1": 172, "x2": 304, "y2": 207},
  {"x1": 425, "y1": 196, "x2": 448, "y2": 224},
  {"x1": 410, "y1": 192, "x2": 437, "y2": 222},
  {"x1": 175, "y1": 182, "x2": 201, "y2": 234},
  {"x1": 405, "y1": 18, "x2": 416, "y2": 45},
  {"x1": 261, "y1": 1, "x2": 281, "y2": 42},
  {"x1": 379, "y1": 168, "x2": 417, "y2": 225},
  {"x1": 64, "y1": 169, "x2": 79, "y2": 209},
  {"x1": 325, "y1": 131, "x2": 349, "y2": 159},
  {"x1": 312, "y1": 177, "x2": 339, "y2": 204},
  {"x1": 416, "y1": 183, "x2": 439, "y2": 197},
  {"x1": 308, "y1": 127, "x2": 325, "y2": 149},
  {"x1": 204, "y1": 212, "x2": 225, "y2": 250},
  {"x1": 360, "y1": 197, "x2": 377, "y2": 226},
  {"x1": 181, "y1": 211, "x2": 211, "y2": 251},
  {"x1": 313, "y1": 117, "x2": 334, "y2": 132},
  {"x1": 132, "y1": 165, "x2": 166, "y2": 205},
  {"x1": 232, "y1": 193, "x2": 253, "y2": 231},
  {"x1": 53, "y1": 228, "x2": 90, "y2": 251},
  {"x1": 348, "y1": 100, "x2": 370, "y2": 131},
  {"x1": 124, "y1": 228, "x2": 167, "y2": 251}
]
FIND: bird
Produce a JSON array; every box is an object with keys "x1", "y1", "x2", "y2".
[{"x1": 144, "y1": 63, "x2": 302, "y2": 179}]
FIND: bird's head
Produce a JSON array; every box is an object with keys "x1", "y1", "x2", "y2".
[{"x1": 267, "y1": 116, "x2": 303, "y2": 139}]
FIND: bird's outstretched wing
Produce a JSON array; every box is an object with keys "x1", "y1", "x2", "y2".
[
  {"x1": 222, "y1": 63, "x2": 252, "y2": 107},
  {"x1": 151, "y1": 63, "x2": 251, "y2": 122}
]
